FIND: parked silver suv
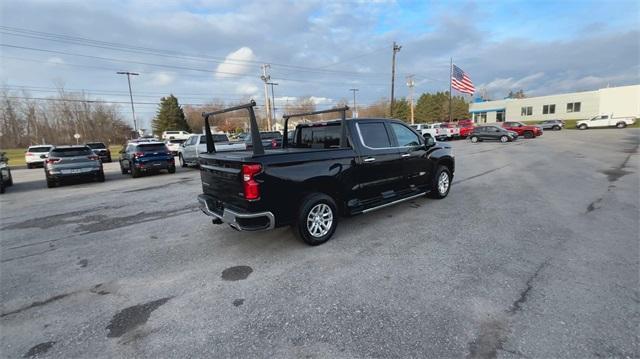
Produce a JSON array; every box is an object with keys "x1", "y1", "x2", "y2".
[{"x1": 44, "y1": 146, "x2": 105, "y2": 188}]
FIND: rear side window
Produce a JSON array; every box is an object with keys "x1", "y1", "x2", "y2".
[
  {"x1": 390, "y1": 123, "x2": 420, "y2": 147},
  {"x1": 28, "y1": 146, "x2": 51, "y2": 153},
  {"x1": 297, "y1": 125, "x2": 342, "y2": 149},
  {"x1": 136, "y1": 144, "x2": 168, "y2": 152},
  {"x1": 358, "y1": 122, "x2": 391, "y2": 148},
  {"x1": 51, "y1": 147, "x2": 92, "y2": 157},
  {"x1": 168, "y1": 139, "x2": 185, "y2": 144}
]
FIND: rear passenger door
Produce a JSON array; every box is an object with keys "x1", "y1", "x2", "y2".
[
  {"x1": 352, "y1": 120, "x2": 404, "y2": 208},
  {"x1": 388, "y1": 122, "x2": 431, "y2": 192}
]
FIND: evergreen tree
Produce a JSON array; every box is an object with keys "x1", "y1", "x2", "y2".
[
  {"x1": 152, "y1": 95, "x2": 190, "y2": 135},
  {"x1": 391, "y1": 98, "x2": 410, "y2": 122}
]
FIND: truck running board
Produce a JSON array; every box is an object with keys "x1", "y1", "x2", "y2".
[{"x1": 361, "y1": 191, "x2": 428, "y2": 214}]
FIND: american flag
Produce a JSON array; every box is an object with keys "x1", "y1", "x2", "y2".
[{"x1": 451, "y1": 64, "x2": 475, "y2": 95}]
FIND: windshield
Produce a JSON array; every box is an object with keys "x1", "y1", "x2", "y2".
[
  {"x1": 260, "y1": 132, "x2": 282, "y2": 140},
  {"x1": 50, "y1": 147, "x2": 92, "y2": 157},
  {"x1": 28, "y1": 146, "x2": 51, "y2": 152},
  {"x1": 86, "y1": 143, "x2": 106, "y2": 149},
  {"x1": 136, "y1": 144, "x2": 168, "y2": 152},
  {"x1": 200, "y1": 135, "x2": 229, "y2": 143}
]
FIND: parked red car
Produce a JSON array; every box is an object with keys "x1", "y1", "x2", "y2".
[
  {"x1": 502, "y1": 121, "x2": 543, "y2": 138},
  {"x1": 456, "y1": 119, "x2": 475, "y2": 139}
]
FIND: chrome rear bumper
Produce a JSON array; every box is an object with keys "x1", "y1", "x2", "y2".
[{"x1": 197, "y1": 194, "x2": 275, "y2": 231}]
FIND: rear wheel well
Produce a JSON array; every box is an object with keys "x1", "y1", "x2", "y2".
[{"x1": 299, "y1": 181, "x2": 343, "y2": 214}]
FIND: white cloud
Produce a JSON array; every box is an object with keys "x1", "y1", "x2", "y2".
[
  {"x1": 236, "y1": 82, "x2": 259, "y2": 96},
  {"x1": 309, "y1": 96, "x2": 334, "y2": 105},
  {"x1": 149, "y1": 72, "x2": 176, "y2": 86},
  {"x1": 46, "y1": 57, "x2": 65, "y2": 65},
  {"x1": 215, "y1": 47, "x2": 256, "y2": 79}
]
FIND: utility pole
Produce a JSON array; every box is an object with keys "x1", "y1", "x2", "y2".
[
  {"x1": 390, "y1": 41, "x2": 401, "y2": 117},
  {"x1": 116, "y1": 71, "x2": 139, "y2": 133},
  {"x1": 260, "y1": 64, "x2": 271, "y2": 130},
  {"x1": 349, "y1": 88, "x2": 359, "y2": 118},
  {"x1": 267, "y1": 82, "x2": 278, "y2": 128},
  {"x1": 406, "y1": 75, "x2": 415, "y2": 124}
]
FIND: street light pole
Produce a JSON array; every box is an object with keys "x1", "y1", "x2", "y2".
[
  {"x1": 349, "y1": 88, "x2": 359, "y2": 118},
  {"x1": 116, "y1": 71, "x2": 139, "y2": 133}
]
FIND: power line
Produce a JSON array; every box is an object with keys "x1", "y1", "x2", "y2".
[
  {"x1": 0, "y1": 26, "x2": 393, "y2": 78},
  {"x1": 0, "y1": 50, "x2": 392, "y2": 87}
]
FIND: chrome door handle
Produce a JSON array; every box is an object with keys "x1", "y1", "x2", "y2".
[
  {"x1": 363, "y1": 157, "x2": 376, "y2": 163},
  {"x1": 401, "y1": 153, "x2": 411, "y2": 158}
]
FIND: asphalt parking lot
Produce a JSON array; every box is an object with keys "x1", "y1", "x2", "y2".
[{"x1": 1, "y1": 129, "x2": 638, "y2": 358}]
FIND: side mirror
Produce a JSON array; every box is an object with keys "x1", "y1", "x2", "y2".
[{"x1": 424, "y1": 134, "x2": 436, "y2": 147}]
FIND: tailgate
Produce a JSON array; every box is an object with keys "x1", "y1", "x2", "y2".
[{"x1": 199, "y1": 155, "x2": 248, "y2": 209}]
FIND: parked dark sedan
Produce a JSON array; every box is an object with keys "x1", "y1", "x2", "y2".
[
  {"x1": 119, "y1": 141, "x2": 175, "y2": 178},
  {"x1": 0, "y1": 152, "x2": 13, "y2": 194},
  {"x1": 85, "y1": 142, "x2": 112, "y2": 162},
  {"x1": 469, "y1": 126, "x2": 518, "y2": 143}
]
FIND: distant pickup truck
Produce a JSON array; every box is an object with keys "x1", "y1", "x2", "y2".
[
  {"x1": 576, "y1": 114, "x2": 636, "y2": 130},
  {"x1": 502, "y1": 121, "x2": 543, "y2": 138},
  {"x1": 410, "y1": 123, "x2": 447, "y2": 141},
  {"x1": 196, "y1": 102, "x2": 455, "y2": 245},
  {"x1": 178, "y1": 133, "x2": 246, "y2": 167}
]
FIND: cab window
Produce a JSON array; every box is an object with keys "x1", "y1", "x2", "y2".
[{"x1": 390, "y1": 123, "x2": 421, "y2": 147}]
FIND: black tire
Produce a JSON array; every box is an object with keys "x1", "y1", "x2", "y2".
[
  {"x1": 120, "y1": 163, "x2": 128, "y2": 174},
  {"x1": 500, "y1": 135, "x2": 509, "y2": 143},
  {"x1": 616, "y1": 122, "x2": 627, "y2": 128},
  {"x1": 26, "y1": 163, "x2": 32, "y2": 169},
  {"x1": 470, "y1": 136, "x2": 479, "y2": 143},
  {"x1": 96, "y1": 170, "x2": 105, "y2": 182},
  {"x1": 179, "y1": 154, "x2": 187, "y2": 168},
  {"x1": 295, "y1": 193, "x2": 338, "y2": 246},
  {"x1": 523, "y1": 131, "x2": 534, "y2": 139},
  {"x1": 131, "y1": 167, "x2": 141, "y2": 178},
  {"x1": 6, "y1": 172, "x2": 12, "y2": 186},
  {"x1": 168, "y1": 165, "x2": 176, "y2": 174},
  {"x1": 428, "y1": 165, "x2": 452, "y2": 199},
  {"x1": 0, "y1": 180, "x2": 5, "y2": 194},
  {"x1": 46, "y1": 177, "x2": 56, "y2": 188},
  {"x1": 553, "y1": 125, "x2": 561, "y2": 131},
  {"x1": 578, "y1": 124, "x2": 587, "y2": 130}
]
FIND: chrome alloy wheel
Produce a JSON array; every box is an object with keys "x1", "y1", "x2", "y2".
[
  {"x1": 306, "y1": 203, "x2": 333, "y2": 238},
  {"x1": 438, "y1": 171, "x2": 450, "y2": 195}
]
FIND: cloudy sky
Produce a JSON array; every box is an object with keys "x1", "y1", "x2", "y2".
[{"x1": 1, "y1": 0, "x2": 638, "y2": 129}]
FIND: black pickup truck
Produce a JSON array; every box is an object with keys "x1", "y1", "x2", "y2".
[{"x1": 197, "y1": 102, "x2": 455, "y2": 245}]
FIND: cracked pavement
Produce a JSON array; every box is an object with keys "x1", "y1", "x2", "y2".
[{"x1": 1, "y1": 129, "x2": 638, "y2": 358}]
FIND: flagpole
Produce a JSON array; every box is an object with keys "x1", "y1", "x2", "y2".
[{"x1": 449, "y1": 57, "x2": 453, "y2": 122}]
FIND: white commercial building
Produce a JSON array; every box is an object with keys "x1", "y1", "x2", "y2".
[{"x1": 469, "y1": 84, "x2": 640, "y2": 123}]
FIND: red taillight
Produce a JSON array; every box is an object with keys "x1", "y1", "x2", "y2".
[
  {"x1": 46, "y1": 158, "x2": 60, "y2": 164},
  {"x1": 88, "y1": 155, "x2": 99, "y2": 161},
  {"x1": 26, "y1": 152, "x2": 33, "y2": 156},
  {"x1": 134, "y1": 152, "x2": 144, "y2": 159},
  {"x1": 242, "y1": 164, "x2": 262, "y2": 200},
  {"x1": 271, "y1": 138, "x2": 278, "y2": 148}
]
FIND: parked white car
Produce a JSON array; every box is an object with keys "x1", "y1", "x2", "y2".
[
  {"x1": 25, "y1": 145, "x2": 53, "y2": 168},
  {"x1": 161, "y1": 130, "x2": 191, "y2": 141},
  {"x1": 165, "y1": 139, "x2": 186, "y2": 155},
  {"x1": 577, "y1": 114, "x2": 636, "y2": 130},
  {"x1": 178, "y1": 134, "x2": 246, "y2": 167}
]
